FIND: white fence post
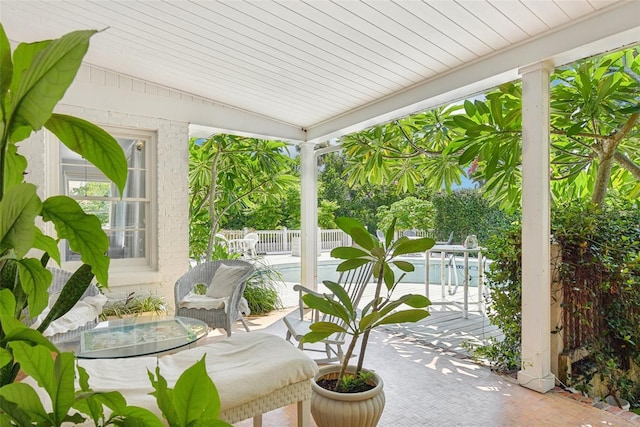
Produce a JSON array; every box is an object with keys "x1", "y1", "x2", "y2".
[{"x1": 282, "y1": 227, "x2": 288, "y2": 252}]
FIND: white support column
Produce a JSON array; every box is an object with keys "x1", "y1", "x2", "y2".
[
  {"x1": 517, "y1": 61, "x2": 556, "y2": 393},
  {"x1": 299, "y1": 141, "x2": 318, "y2": 291}
]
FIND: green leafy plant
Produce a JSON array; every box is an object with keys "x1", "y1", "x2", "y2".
[
  {"x1": 0, "y1": 24, "x2": 126, "y2": 386},
  {"x1": 468, "y1": 220, "x2": 523, "y2": 372},
  {"x1": 302, "y1": 217, "x2": 433, "y2": 392},
  {"x1": 0, "y1": 341, "x2": 230, "y2": 426},
  {"x1": 100, "y1": 293, "x2": 168, "y2": 320},
  {"x1": 244, "y1": 259, "x2": 283, "y2": 315},
  {"x1": 148, "y1": 356, "x2": 231, "y2": 427},
  {"x1": 0, "y1": 24, "x2": 229, "y2": 425}
]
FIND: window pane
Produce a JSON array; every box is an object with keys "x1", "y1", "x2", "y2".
[
  {"x1": 122, "y1": 170, "x2": 146, "y2": 198},
  {"x1": 107, "y1": 202, "x2": 146, "y2": 229},
  {"x1": 59, "y1": 132, "x2": 150, "y2": 265},
  {"x1": 76, "y1": 200, "x2": 111, "y2": 227},
  {"x1": 106, "y1": 230, "x2": 146, "y2": 259}
]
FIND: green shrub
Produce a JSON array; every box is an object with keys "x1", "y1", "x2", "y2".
[
  {"x1": 244, "y1": 260, "x2": 284, "y2": 315},
  {"x1": 432, "y1": 189, "x2": 514, "y2": 244},
  {"x1": 471, "y1": 199, "x2": 640, "y2": 400},
  {"x1": 469, "y1": 220, "x2": 523, "y2": 372},
  {"x1": 100, "y1": 292, "x2": 167, "y2": 320}
]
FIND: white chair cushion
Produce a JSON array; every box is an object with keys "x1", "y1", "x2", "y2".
[
  {"x1": 178, "y1": 294, "x2": 251, "y2": 315},
  {"x1": 178, "y1": 293, "x2": 227, "y2": 310},
  {"x1": 206, "y1": 264, "x2": 248, "y2": 298},
  {"x1": 32, "y1": 294, "x2": 107, "y2": 337}
]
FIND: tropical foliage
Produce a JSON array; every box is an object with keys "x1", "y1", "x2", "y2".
[
  {"x1": 474, "y1": 200, "x2": 640, "y2": 406},
  {"x1": 318, "y1": 152, "x2": 409, "y2": 231},
  {"x1": 0, "y1": 25, "x2": 229, "y2": 425},
  {"x1": 303, "y1": 217, "x2": 433, "y2": 392},
  {"x1": 375, "y1": 196, "x2": 434, "y2": 234},
  {"x1": 341, "y1": 47, "x2": 640, "y2": 210},
  {"x1": 431, "y1": 189, "x2": 515, "y2": 244},
  {"x1": 188, "y1": 135, "x2": 297, "y2": 261},
  {"x1": 0, "y1": 25, "x2": 125, "y2": 388}
]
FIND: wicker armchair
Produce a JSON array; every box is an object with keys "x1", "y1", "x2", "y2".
[
  {"x1": 26, "y1": 267, "x2": 104, "y2": 344},
  {"x1": 174, "y1": 260, "x2": 254, "y2": 336}
]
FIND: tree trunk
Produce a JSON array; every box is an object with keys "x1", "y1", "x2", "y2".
[
  {"x1": 356, "y1": 263, "x2": 385, "y2": 373},
  {"x1": 205, "y1": 149, "x2": 222, "y2": 261},
  {"x1": 591, "y1": 141, "x2": 615, "y2": 206},
  {"x1": 591, "y1": 113, "x2": 639, "y2": 205}
]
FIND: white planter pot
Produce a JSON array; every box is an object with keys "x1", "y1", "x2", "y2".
[
  {"x1": 311, "y1": 365, "x2": 385, "y2": 427},
  {"x1": 605, "y1": 395, "x2": 631, "y2": 410}
]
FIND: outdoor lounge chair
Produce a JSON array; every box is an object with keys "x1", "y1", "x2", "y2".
[
  {"x1": 175, "y1": 260, "x2": 254, "y2": 336},
  {"x1": 282, "y1": 262, "x2": 373, "y2": 363},
  {"x1": 242, "y1": 232, "x2": 260, "y2": 258}
]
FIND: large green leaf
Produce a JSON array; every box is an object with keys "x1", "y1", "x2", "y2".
[
  {"x1": 46, "y1": 114, "x2": 127, "y2": 195},
  {"x1": 148, "y1": 365, "x2": 177, "y2": 425},
  {"x1": 17, "y1": 258, "x2": 51, "y2": 317},
  {"x1": 0, "y1": 24, "x2": 12, "y2": 104},
  {"x1": 359, "y1": 311, "x2": 381, "y2": 331},
  {"x1": 0, "y1": 383, "x2": 50, "y2": 425},
  {"x1": 336, "y1": 258, "x2": 369, "y2": 272},
  {"x1": 33, "y1": 228, "x2": 61, "y2": 266},
  {"x1": 374, "y1": 309, "x2": 430, "y2": 327},
  {"x1": 0, "y1": 348, "x2": 12, "y2": 368},
  {"x1": 173, "y1": 357, "x2": 221, "y2": 424},
  {"x1": 9, "y1": 30, "x2": 96, "y2": 136},
  {"x1": 309, "y1": 321, "x2": 346, "y2": 334},
  {"x1": 51, "y1": 352, "x2": 77, "y2": 426},
  {"x1": 323, "y1": 280, "x2": 355, "y2": 315},
  {"x1": 392, "y1": 260, "x2": 415, "y2": 272},
  {"x1": 335, "y1": 217, "x2": 374, "y2": 250},
  {"x1": 41, "y1": 196, "x2": 109, "y2": 285},
  {"x1": 113, "y1": 406, "x2": 164, "y2": 426},
  {"x1": 0, "y1": 289, "x2": 16, "y2": 319},
  {"x1": 0, "y1": 183, "x2": 41, "y2": 258},
  {"x1": 301, "y1": 331, "x2": 334, "y2": 343},
  {"x1": 393, "y1": 238, "x2": 434, "y2": 257},
  {"x1": 4, "y1": 143, "x2": 27, "y2": 193},
  {"x1": 330, "y1": 246, "x2": 369, "y2": 260},
  {"x1": 10, "y1": 342, "x2": 55, "y2": 397},
  {"x1": 302, "y1": 294, "x2": 349, "y2": 323},
  {"x1": 1, "y1": 318, "x2": 58, "y2": 353}
]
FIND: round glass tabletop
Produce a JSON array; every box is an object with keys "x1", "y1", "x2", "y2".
[{"x1": 56, "y1": 315, "x2": 209, "y2": 359}]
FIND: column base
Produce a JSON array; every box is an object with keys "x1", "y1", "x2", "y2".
[{"x1": 517, "y1": 370, "x2": 555, "y2": 393}]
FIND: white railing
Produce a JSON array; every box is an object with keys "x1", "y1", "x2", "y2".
[
  {"x1": 217, "y1": 228, "x2": 346, "y2": 254},
  {"x1": 217, "y1": 228, "x2": 435, "y2": 255}
]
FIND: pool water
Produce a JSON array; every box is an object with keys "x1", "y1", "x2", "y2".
[{"x1": 274, "y1": 256, "x2": 486, "y2": 287}]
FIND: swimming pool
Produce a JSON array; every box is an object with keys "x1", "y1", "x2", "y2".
[{"x1": 274, "y1": 255, "x2": 487, "y2": 287}]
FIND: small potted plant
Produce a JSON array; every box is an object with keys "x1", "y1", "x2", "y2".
[{"x1": 302, "y1": 217, "x2": 434, "y2": 427}]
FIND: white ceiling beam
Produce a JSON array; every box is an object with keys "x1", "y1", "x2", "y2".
[
  {"x1": 61, "y1": 77, "x2": 306, "y2": 143},
  {"x1": 305, "y1": 0, "x2": 640, "y2": 143}
]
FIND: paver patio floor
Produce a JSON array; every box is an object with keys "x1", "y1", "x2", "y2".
[{"x1": 201, "y1": 309, "x2": 638, "y2": 427}]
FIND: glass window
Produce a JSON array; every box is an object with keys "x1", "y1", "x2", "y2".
[{"x1": 60, "y1": 136, "x2": 151, "y2": 265}]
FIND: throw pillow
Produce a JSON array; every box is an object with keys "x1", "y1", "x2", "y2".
[{"x1": 206, "y1": 264, "x2": 248, "y2": 298}]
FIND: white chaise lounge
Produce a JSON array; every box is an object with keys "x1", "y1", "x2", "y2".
[{"x1": 25, "y1": 332, "x2": 318, "y2": 426}]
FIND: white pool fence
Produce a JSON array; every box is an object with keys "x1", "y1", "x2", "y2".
[{"x1": 218, "y1": 228, "x2": 433, "y2": 255}]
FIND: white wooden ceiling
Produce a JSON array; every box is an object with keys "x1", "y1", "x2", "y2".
[{"x1": 1, "y1": 0, "x2": 639, "y2": 142}]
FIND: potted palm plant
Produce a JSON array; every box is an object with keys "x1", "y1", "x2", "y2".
[{"x1": 302, "y1": 216, "x2": 434, "y2": 427}]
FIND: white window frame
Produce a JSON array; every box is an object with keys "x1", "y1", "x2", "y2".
[{"x1": 46, "y1": 127, "x2": 158, "y2": 278}]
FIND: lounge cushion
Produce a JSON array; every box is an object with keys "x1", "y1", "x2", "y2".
[
  {"x1": 206, "y1": 263, "x2": 248, "y2": 298},
  {"x1": 21, "y1": 332, "x2": 317, "y2": 422},
  {"x1": 32, "y1": 294, "x2": 107, "y2": 337}
]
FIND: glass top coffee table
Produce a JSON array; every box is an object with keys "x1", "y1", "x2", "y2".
[{"x1": 57, "y1": 316, "x2": 208, "y2": 359}]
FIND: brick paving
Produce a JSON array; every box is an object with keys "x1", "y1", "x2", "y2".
[{"x1": 201, "y1": 309, "x2": 638, "y2": 426}]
